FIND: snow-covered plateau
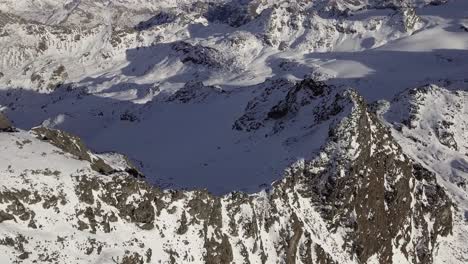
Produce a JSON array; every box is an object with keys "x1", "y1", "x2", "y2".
[{"x1": 0, "y1": 0, "x2": 467, "y2": 263}]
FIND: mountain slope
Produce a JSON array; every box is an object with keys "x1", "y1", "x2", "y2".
[{"x1": 381, "y1": 84, "x2": 468, "y2": 263}]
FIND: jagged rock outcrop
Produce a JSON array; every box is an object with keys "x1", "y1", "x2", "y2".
[
  {"x1": 0, "y1": 112, "x2": 13, "y2": 132},
  {"x1": 32, "y1": 126, "x2": 115, "y2": 174},
  {"x1": 233, "y1": 78, "x2": 344, "y2": 134},
  {"x1": 31, "y1": 126, "x2": 141, "y2": 177},
  {"x1": 172, "y1": 41, "x2": 241, "y2": 71},
  {"x1": 383, "y1": 85, "x2": 468, "y2": 157},
  {"x1": 167, "y1": 81, "x2": 227, "y2": 103},
  {"x1": 379, "y1": 84, "x2": 468, "y2": 263}
]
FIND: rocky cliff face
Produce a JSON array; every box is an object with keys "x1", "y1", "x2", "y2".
[
  {"x1": 0, "y1": 84, "x2": 461, "y2": 263},
  {"x1": 380, "y1": 85, "x2": 468, "y2": 262},
  {"x1": 0, "y1": 112, "x2": 13, "y2": 132}
]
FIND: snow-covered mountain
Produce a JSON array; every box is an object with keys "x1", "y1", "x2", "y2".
[
  {"x1": 0, "y1": 0, "x2": 467, "y2": 263},
  {"x1": 0, "y1": 86, "x2": 464, "y2": 263}
]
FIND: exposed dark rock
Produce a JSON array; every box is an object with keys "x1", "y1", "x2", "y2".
[
  {"x1": 267, "y1": 79, "x2": 329, "y2": 121},
  {"x1": 32, "y1": 127, "x2": 114, "y2": 175},
  {"x1": 120, "y1": 110, "x2": 140, "y2": 122},
  {"x1": 204, "y1": 2, "x2": 259, "y2": 27},
  {"x1": 167, "y1": 81, "x2": 226, "y2": 104},
  {"x1": 75, "y1": 176, "x2": 100, "y2": 205},
  {"x1": 286, "y1": 213, "x2": 303, "y2": 264},
  {"x1": 0, "y1": 210, "x2": 15, "y2": 223},
  {"x1": 204, "y1": 234, "x2": 233, "y2": 264},
  {"x1": 172, "y1": 41, "x2": 237, "y2": 70},
  {"x1": 435, "y1": 120, "x2": 458, "y2": 150},
  {"x1": 0, "y1": 112, "x2": 14, "y2": 132},
  {"x1": 177, "y1": 211, "x2": 188, "y2": 235},
  {"x1": 121, "y1": 252, "x2": 144, "y2": 264},
  {"x1": 135, "y1": 11, "x2": 179, "y2": 30},
  {"x1": 133, "y1": 200, "x2": 155, "y2": 230},
  {"x1": 125, "y1": 167, "x2": 144, "y2": 178},
  {"x1": 234, "y1": 78, "x2": 334, "y2": 133},
  {"x1": 0, "y1": 234, "x2": 27, "y2": 254},
  {"x1": 145, "y1": 248, "x2": 152, "y2": 263},
  {"x1": 18, "y1": 251, "x2": 30, "y2": 260},
  {"x1": 295, "y1": 93, "x2": 452, "y2": 263},
  {"x1": 315, "y1": 244, "x2": 336, "y2": 264}
]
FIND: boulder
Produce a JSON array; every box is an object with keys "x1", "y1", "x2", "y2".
[{"x1": 0, "y1": 113, "x2": 14, "y2": 132}]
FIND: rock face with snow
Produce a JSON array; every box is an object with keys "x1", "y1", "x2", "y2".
[
  {"x1": 380, "y1": 85, "x2": 468, "y2": 262},
  {"x1": 0, "y1": 0, "x2": 468, "y2": 263},
  {"x1": 0, "y1": 113, "x2": 13, "y2": 132},
  {"x1": 0, "y1": 86, "x2": 457, "y2": 263}
]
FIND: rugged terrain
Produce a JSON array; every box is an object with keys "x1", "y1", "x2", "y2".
[{"x1": 0, "y1": 0, "x2": 467, "y2": 263}]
